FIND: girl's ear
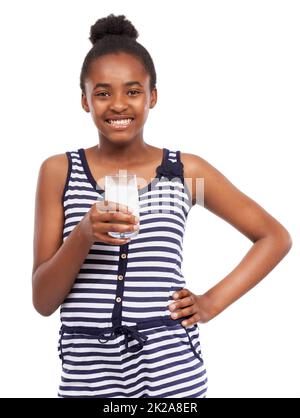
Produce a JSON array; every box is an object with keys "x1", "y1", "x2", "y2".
[
  {"x1": 149, "y1": 87, "x2": 158, "y2": 109},
  {"x1": 81, "y1": 93, "x2": 90, "y2": 113}
]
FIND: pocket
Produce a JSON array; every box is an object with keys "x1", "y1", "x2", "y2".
[
  {"x1": 181, "y1": 323, "x2": 204, "y2": 364},
  {"x1": 58, "y1": 326, "x2": 73, "y2": 366}
]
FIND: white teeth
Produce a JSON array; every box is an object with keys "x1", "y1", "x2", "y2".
[{"x1": 107, "y1": 118, "x2": 133, "y2": 125}]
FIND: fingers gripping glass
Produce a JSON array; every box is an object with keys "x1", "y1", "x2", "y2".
[{"x1": 104, "y1": 173, "x2": 140, "y2": 239}]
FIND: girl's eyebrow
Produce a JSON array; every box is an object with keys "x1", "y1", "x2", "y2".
[{"x1": 93, "y1": 81, "x2": 143, "y2": 90}]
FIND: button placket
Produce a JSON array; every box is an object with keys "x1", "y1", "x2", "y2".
[{"x1": 111, "y1": 245, "x2": 129, "y2": 326}]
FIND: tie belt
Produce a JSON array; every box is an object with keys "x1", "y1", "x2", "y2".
[{"x1": 59, "y1": 315, "x2": 193, "y2": 364}]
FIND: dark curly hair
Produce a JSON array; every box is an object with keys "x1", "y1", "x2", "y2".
[{"x1": 80, "y1": 14, "x2": 157, "y2": 94}]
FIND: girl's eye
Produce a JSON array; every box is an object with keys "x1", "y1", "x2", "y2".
[
  {"x1": 128, "y1": 90, "x2": 140, "y2": 96},
  {"x1": 95, "y1": 90, "x2": 141, "y2": 97}
]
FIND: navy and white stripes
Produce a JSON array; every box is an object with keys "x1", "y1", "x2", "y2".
[{"x1": 58, "y1": 147, "x2": 208, "y2": 398}]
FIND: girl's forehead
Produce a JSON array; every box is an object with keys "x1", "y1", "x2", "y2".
[{"x1": 89, "y1": 53, "x2": 148, "y2": 79}]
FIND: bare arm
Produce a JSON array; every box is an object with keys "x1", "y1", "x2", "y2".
[
  {"x1": 32, "y1": 155, "x2": 138, "y2": 317},
  {"x1": 32, "y1": 154, "x2": 94, "y2": 316},
  {"x1": 169, "y1": 154, "x2": 292, "y2": 325}
]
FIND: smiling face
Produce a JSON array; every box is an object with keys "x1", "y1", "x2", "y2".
[{"x1": 81, "y1": 52, "x2": 157, "y2": 145}]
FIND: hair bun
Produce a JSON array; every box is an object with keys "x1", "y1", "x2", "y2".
[{"x1": 89, "y1": 14, "x2": 139, "y2": 45}]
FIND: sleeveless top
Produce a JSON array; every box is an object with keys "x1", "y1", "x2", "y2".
[{"x1": 58, "y1": 147, "x2": 208, "y2": 398}]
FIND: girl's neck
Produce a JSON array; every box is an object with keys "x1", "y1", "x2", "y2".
[{"x1": 94, "y1": 140, "x2": 154, "y2": 165}]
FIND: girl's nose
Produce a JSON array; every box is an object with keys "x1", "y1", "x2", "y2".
[{"x1": 109, "y1": 94, "x2": 128, "y2": 112}]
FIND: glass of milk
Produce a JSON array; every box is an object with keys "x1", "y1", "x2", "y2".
[{"x1": 104, "y1": 171, "x2": 140, "y2": 239}]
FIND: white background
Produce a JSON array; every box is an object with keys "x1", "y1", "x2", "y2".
[{"x1": 0, "y1": 0, "x2": 299, "y2": 398}]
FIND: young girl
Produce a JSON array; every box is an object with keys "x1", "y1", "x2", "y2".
[{"x1": 32, "y1": 14, "x2": 292, "y2": 398}]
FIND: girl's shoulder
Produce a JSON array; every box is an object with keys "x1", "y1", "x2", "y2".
[
  {"x1": 38, "y1": 152, "x2": 70, "y2": 196},
  {"x1": 40, "y1": 152, "x2": 69, "y2": 175},
  {"x1": 180, "y1": 151, "x2": 214, "y2": 179},
  {"x1": 180, "y1": 151, "x2": 231, "y2": 206}
]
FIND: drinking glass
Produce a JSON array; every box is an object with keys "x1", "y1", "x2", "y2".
[{"x1": 104, "y1": 172, "x2": 140, "y2": 239}]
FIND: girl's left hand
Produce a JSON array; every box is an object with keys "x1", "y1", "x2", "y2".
[{"x1": 168, "y1": 288, "x2": 210, "y2": 327}]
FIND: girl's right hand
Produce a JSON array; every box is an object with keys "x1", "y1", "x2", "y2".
[{"x1": 80, "y1": 200, "x2": 139, "y2": 246}]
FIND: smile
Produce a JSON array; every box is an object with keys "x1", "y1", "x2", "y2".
[{"x1": 105, "y1": 118, "x2": 134, "y2": 130}]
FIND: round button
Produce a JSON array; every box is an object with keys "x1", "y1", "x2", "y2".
[
  {"x1": 116, "y1": 297, "x2": 122, "y2": 302},
  {"x1": 121, "y1": 253, "x2": 127, "y2": 259},
  {"x1": 117, "y1": 275, "x2": 123, "y2": 280}
]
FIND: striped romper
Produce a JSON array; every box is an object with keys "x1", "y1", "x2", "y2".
[{"x1": 58, "y1": 147, "x2": 208, "y2": 398}]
